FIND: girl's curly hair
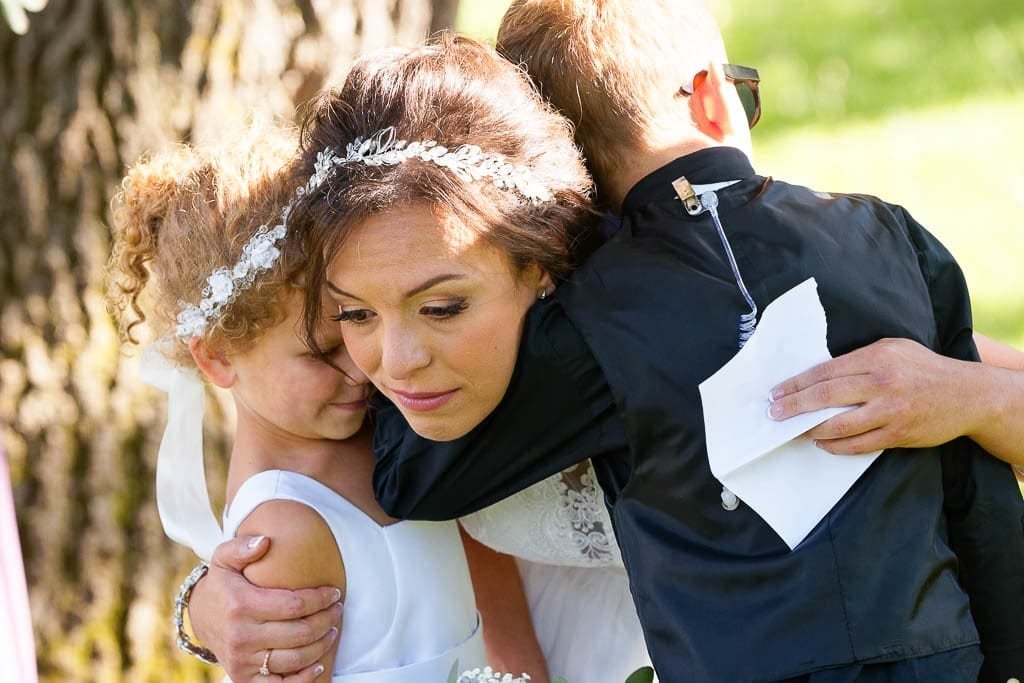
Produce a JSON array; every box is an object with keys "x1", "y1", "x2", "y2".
[{"x1": 106, "y1": 122, "x2": 305, "y2": 366}]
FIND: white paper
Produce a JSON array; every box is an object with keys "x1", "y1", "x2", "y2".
[{"x1": 698, "y1": 278, "x2": 881, "y2": 549}]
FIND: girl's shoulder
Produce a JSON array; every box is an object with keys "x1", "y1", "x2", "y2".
[
  {"x1": 236, "y1": 497, "x2": 345, "y2": 592},
  {"x1": 225, "y1": 470, "x2": 347, "y2": 590}
]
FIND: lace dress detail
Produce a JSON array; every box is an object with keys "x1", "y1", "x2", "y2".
[{"x1": 460, "y1": 461, "x2": 622, "y2": 567}]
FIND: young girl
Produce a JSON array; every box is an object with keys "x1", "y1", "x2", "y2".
[{"x1": 105, "y1": 125, "x2": 488, "y2": 681}]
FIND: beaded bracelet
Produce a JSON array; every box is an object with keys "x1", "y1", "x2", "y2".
[{"x1": 173, "y1": 561, "x2": 219, "y2": 665}]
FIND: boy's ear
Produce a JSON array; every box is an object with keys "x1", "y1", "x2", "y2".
[
  {"x1": 188, "y1": 337, "x2": 236, "y2": 388},
  {"x1": 689, "y1": 61, "x2": 741, "y2": 143}
]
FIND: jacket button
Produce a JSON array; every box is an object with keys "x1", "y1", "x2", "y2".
[{"x1": 720, "y1": 486, "x2": 740, "y2": 511}]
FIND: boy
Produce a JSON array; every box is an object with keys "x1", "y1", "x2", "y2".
[{"x1": 372, "y1": 2, "x2": 1024, "y2": 680}]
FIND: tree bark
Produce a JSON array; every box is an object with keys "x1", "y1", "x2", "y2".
[
  {"x1": 0, "y1": 1, "x2": 457, "y2": 680},
  {"x1": 429, "y1": 0, "x2": 460, "y2": 35}
]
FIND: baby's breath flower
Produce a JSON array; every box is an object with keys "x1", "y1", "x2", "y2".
[{"x1": 457, "y1": 666, "x2": 532, "y2": 683}]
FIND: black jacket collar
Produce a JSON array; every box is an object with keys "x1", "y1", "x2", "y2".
[{"x1": 620, "y1": 146, "x2": 756, "y2": 214}]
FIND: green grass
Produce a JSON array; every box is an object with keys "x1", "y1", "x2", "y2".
[
  {"x1": 454, "y1": 1, "x2": 506, "y2": 43},
  {"x1": 456, "y1": 0, "x2": 1024, "y2": 347},
  {"x1": 718, "y1": 0, "x2": 1024, "y2": 136}
]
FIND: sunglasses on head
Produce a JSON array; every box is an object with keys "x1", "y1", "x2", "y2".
[{"x1": 680, "y1": 63, "x2": 761, "y2": 129}]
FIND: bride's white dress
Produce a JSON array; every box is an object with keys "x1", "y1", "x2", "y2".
[{"x1": 460, "y1": 462, "x2": 652, "y2": 682}]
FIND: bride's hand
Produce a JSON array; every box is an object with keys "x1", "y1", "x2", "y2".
[
  {"x1": 190, "y1": 535, "x2": 343, "y2": 681},
  {"x1": 766, "y1": 337, "x2": 972, "y2": 455}
]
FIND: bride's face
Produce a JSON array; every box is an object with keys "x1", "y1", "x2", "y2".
[{"x1": 326, "y1": 203, "x2": 550, "y2": 441}]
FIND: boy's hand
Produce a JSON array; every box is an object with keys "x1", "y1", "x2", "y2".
[
  {"x1": 190, "y1": 535, "x2": 342, "y2": 681},
  {"x1": 768, "y1": 338, "x2": 975, "y2": 455}
]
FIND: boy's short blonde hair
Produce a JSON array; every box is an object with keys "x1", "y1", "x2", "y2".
[{"x1": 497, "y1": 0, "x2": 726, "y2": 190}]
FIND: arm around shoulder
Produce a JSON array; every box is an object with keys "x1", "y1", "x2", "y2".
[
  {"x1": 957, "y1": 356, "x2": 1024, "y2": 467},
  {"x1": 768, "y1": 336, "x2": 1024, "y2": 467},
  {"x1": 186, "y1": 535, "x2": 342, "y2": 681},
  {"x1": 236, "y1": 500, "x2": 346, "y2": 678}
]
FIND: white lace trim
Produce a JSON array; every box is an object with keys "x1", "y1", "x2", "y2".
[{"x1": 460, "y1": 461, "x2": 621, "y2": 568}]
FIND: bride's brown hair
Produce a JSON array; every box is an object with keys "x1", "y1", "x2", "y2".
[{"x1": 289, "y1": 32, "x2": 602, "y2": 355}]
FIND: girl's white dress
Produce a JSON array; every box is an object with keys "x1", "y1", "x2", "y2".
[
  {"x1": 223, "y1": 470, "x2": 486, "y2": 682},
  {"x1": 461, "y1": 462, "x2": 653, "y2": 682}
]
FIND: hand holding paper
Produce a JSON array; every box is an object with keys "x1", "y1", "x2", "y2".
[{"x1": 699, "y1": 278, "x2": 882, "y2": 549}]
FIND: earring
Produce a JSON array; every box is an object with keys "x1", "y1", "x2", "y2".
[{"x1": 538, "y1": 289, "x2": 548, "y2": 300}]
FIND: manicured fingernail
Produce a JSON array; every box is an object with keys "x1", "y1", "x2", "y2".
[
  {"x1": 247, "y1": 535, "x2": 266, "y2": 550},
  {"x1": 768, "y1": 403, "x2": 783, "y2": 419},
  {"x1": 333, "y1": 588, "x2": 343, "y2": 603},
  {"x1": 769, "y1": 387, "x2": 783, "y2": 400},
  {"x1": 314, "y1": 664, "x2": 325, "y2": 678},
  {"x1": 329, "y1": 626, "x2": 339, "y2": 641}
]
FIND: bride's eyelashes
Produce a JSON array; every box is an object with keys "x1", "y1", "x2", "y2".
[
  {"x1": 419, "y1": 299, "x2": 468, "y2": 320},
  {"x1": 331, "y1": 298, "x2": 469, "y2": 325},
  {"x1": 332, "y1": 308, "x2": 373, "y2": 325}
]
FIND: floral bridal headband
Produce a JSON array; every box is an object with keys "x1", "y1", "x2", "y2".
[{"x1": 174, "y1": 126, "x2": 554, "y2": 340}]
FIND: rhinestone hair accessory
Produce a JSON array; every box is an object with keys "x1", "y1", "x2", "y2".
[
  {"x1": 324, "y1": 126, "x2": 554, "y2": 203},
  {"x1": 174, "y1": 126, "x2": 553, "y2": 339}
]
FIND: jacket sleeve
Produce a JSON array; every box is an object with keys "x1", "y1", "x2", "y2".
[
  {"x1": 904, "y1": 206, "x2": 1024, "y2": 682},
  {"x1": 372, "y1": 297, "x2": 627, "y2": 520}
]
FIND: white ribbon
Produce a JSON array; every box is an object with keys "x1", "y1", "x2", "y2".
[{"x1": 140, "y1": 345, "x2": 223, "y2": 561}]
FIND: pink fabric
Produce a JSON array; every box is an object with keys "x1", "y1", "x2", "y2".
[{"x1": 1, "y1": 446, "x2": 38, "y2": 683}]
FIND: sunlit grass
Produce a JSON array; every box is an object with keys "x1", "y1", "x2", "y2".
[
  {"x1": 455, "y1": 0, "x2": 505, "y2": 43},
  {"x1": 455, "y1": 1, "x2": 1024, "y2": 347},
  {"x1": 718, "y1": 0, "x2": 1024, "y2": 135}
]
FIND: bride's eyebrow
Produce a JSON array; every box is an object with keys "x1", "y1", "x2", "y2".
[
  {"x1": 403, "y1": 274, "x2": 468, "y2": 297},
  {"x1": 325, "y1": 274, "x2": 468, "y2": 300},
  {"x1": 325, "y1": 279, "x2": 358, "y2": 299}
]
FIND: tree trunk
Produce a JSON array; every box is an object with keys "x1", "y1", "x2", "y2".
[{"x1": 0, "y1": 1, "x2": 457, "y2": 680}]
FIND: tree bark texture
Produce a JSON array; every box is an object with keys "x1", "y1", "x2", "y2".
[{"x1": 0, "y1": 1, "x2": 455, "y2": 680}]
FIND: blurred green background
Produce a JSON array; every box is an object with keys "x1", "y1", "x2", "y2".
[{"x1": 458, "y1": 0, "x2": 1024, "y2": 347}]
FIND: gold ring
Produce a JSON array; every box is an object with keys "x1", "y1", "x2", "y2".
[{"x1": 258, "y1": 649, "x2": 272, "y2": 676}]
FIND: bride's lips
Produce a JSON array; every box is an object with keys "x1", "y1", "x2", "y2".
[{"x1": 389, "y1": 388, "x2": 458, "y2": 412}]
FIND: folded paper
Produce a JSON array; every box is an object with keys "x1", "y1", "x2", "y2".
[{"x1": 699, "y1": 278, "x2": 881, "y2": 549}]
